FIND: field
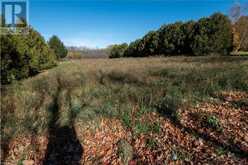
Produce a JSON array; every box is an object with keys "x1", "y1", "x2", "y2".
[
  {"x1": 1, "y1": 56, "x2": 248, "y2": 164},
  {"x1": 231, "y1": 51, "x2": 248, "y2": 56}
]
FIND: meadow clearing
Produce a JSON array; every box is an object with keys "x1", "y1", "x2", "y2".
[{"x1": 1, "y1": 56, "x2": 248, "y2": 164}]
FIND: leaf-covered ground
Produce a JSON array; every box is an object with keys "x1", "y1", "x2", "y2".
[{"x1": 1, "y1": 57, "x2": 248, "y2": 164}]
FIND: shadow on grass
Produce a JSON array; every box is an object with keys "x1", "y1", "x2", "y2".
[
  {"x1": 156, "y1": 103, "x2": 248, "y2": 158},
  {"x1": 43, "y1": 78, "x2": 83, "y2": 165}
]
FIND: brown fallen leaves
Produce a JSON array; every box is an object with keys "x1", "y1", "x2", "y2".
[
  {"x1": 2, "y1": 135, "x2": 48, "y2": 165},
  {"x1": 181, "y1": 91, "x2": 248, "y2": 154},
  {"x1": 2, "y1": 91, "x2": 248, "y2": 165},
  {"x1": 75, "y1": 119, "x2": 129, "y2": 164}
]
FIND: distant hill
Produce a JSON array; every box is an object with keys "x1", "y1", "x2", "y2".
[{"x1": 67, "y1": 46, "x2": 109, "y2": 59}]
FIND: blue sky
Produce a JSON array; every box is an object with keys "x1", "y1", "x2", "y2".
[{"x1": 29, "y1": 0, "x2": 243, "y2": 48}]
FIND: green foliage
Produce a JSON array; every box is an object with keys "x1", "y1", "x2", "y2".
[
  {"x1": 216, "y1": 146, "x2": 228, "y2": 156},
  {"x1": 122, "y1": 13, "x2": 233, "y2": 57},
  {"x1": 231, "y1": 51, "x2": 248, "y2": 56},
  {"x1": 146, "y1": 138, "x2": 158, "y2": 149},
  {"x1": 48, "y1": 35, "x2": 68, "y2": 59},
  {"x1": 143, "y1": 31, "x2": 159, "y2": 55},
  {"x1": 0, "y1": 28, "x2": 57, "y2": 84},
  {"x1": 193, "y1": 112, "x2": 222, "y2": 132},
  {"x1": 155, "y1": 87, "x2": 183, "y2": 123},
  {"x1": 150, "y1": 122, "x2": 161, "y2": 133},
  {"x1": 206, "y1": 115, "x2": 222, "y2": 131},
  {"x1": 158, "y1": 22, "x2": 187, "y2": 55},
  {"x1": 133, "y1": 121, "x2": 161, "y2": 135},
  {"x1": 136, "y1": 105, "x2": 153, "y2": 117},
  {"x1": 123, "y1": 39, "x2": 142, "y2": 57},
  {"x1": 1, "y1": 56, "x2": 247, "y2": 161},
  {"x1": 127, "y1": 30, "x2": 160, "y2": 57},
  {"x1": 152, "y1": 60, "x2": 248, "y2": 104},
  {"x1": 134, "y1": 121, "x2": 150, "y2": 135},
  {"x1": 121, "y1": 110, "x2": 132, "y2": 129},
  {"x1": 109, "y1": 43, "x2": 128, "y2": 58},
  {"x1": 192, "y1": 13, "x2": 233, "y2": 55}
]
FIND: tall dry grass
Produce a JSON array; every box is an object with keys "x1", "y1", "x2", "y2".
[{"x1": 1, "y1": 56, "x2": 248, "y2": 158}]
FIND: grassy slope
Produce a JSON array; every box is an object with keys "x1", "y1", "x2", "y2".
[{"x1": 1, "y1": 56, "x2": 248, "y2": 164}]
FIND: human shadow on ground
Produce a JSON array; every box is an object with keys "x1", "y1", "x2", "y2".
[
  {"x1": 43, "y1": 78, "x2": 83, "y2": 165},
  {"x1": 156, "y1": 104, "x2": 248, "y2": 158}
]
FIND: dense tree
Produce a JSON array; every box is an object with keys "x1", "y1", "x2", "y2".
[
  {"x1": 210, "y1": 13, "x2": 233, "y2": 55},
  {"x1": 191, "y1": 13, "x2": 233, "y2": 55},
  {"x1": 124, "y1": 39, "x2": 142, "y2": 57},
  {"x1": 164, "y1": 22, "x2": 186, "y2": 54},
  {"x1": 190, "y1": 17, "x2": 212, "y2": 55},
  {"x1": 181, "y1": 21, "x2": 195, "y2": 54},
  {"x1": 48, "y1": 35, "x2": 68, "y2": 59},
  {"x1": 0, "y1": 27, "x2": 56, "y2": 84},
  {"x1": 120, "y1": 13, "x2": 233, "y2": 58},
  {"x1": 142, "y1": 31, "x2": 159, "y2": 56}
]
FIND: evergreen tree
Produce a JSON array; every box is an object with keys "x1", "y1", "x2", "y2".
[
  {"x1": 109, "y1": 43, "x2": 128, "y2": 58},
  {"x1": 0, "y1": 27, "x2": 56, "y2": 84},
  {"x1": 118, "y1": 12, "x2": 233, "y2": 58},
  {"x1": 48, "y1": 35, "x2": 68, "y2": 59}
]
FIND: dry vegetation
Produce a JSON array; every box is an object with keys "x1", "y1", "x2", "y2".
[{"x1": 1, "y1": 56, "x2": 248, "y2": 164}]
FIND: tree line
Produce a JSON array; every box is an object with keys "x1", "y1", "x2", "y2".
[
  {"x1": 110, "y1": 13, "x2": 247, "y2": 58},
  {"x1": 1, "y1": 26, "x2": 67, "y2": 84}
]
